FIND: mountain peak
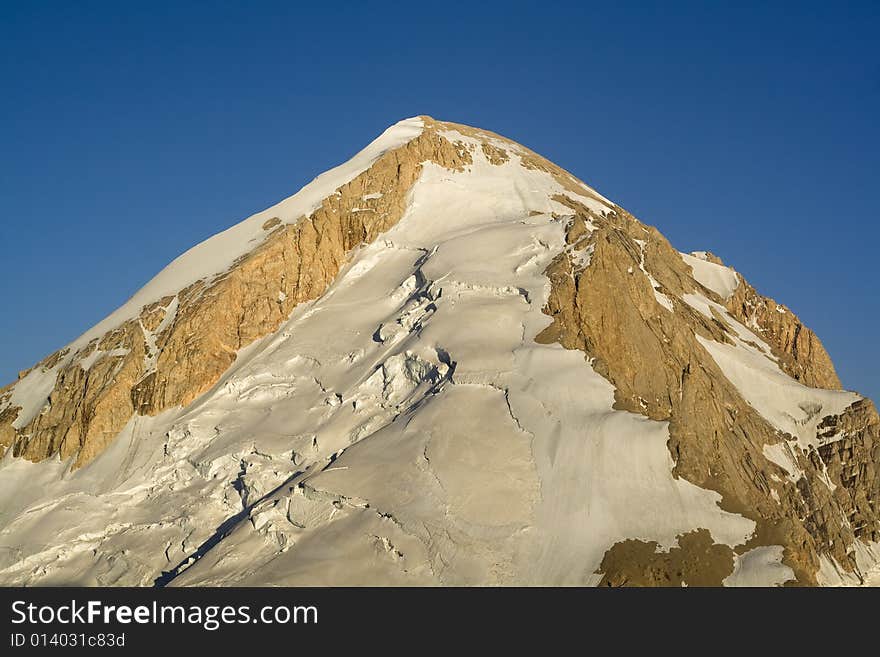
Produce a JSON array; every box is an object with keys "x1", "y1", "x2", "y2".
[{"x1": 1, "y1": 117, "x2": 877, "y2": 587}]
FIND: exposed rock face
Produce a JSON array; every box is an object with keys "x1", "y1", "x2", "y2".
[
  {"x1": 0, "y1": 116, "x2": 876, "y2": 587},
  {"x1": 725, "y1": 278, "x2": 842, "y2": 389},
  {"x1": 597, "y1": 529, "x2": 736, "y2": 587},
  {"x1": 534, "y1": 199, "x2": 879, "y2": 585},
  {"x1": 815, "y1": 400, "x2": 880, "y2": 543}
]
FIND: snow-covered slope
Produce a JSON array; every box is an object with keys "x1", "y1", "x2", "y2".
[{"x1": 0, "y1": 117, "x2": 877, "y2": 586}]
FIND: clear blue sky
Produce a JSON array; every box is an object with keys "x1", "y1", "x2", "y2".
[{"x1": 1, "y1": 1, "x2": 877, "y2": 402}]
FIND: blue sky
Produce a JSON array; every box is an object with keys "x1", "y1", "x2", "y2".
[{"x1": 1, "y1": 1, "x2": 877, "y2": 401}]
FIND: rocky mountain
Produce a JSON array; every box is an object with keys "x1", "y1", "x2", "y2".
[{"x1": 0, "y1": 117, "x2": 877, "y2": 586}]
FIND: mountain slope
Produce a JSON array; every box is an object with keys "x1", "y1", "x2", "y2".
[{"x1": 0, "y1": 117, "x2": 877, "y2": 586}]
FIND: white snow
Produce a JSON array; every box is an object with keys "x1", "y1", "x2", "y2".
[
  {"x1": 682, "y1": 292, "x2": 775, "y2": 357},
  {"x1": 723, "y1": 545, "x2": 794, "y2": 587},
  {"x1": 681, "y1": 251, "x2": 740, "y2": 300},
  {"x1": 817, "y1": 554, "x2": 861, "y2": 586},
  {"x1": 9, "y1": 366, "x2": 58, "y2": 429},
  {"x1": 139, "y1": 295, "x2": 179, "y2": 372},
  {"x1": 696, "y1": 334, "x2": 859, "y2": 450},
  {"x1": 762, "y1": 442, "x2": 802, "y2": 481},
  {"x1": 436, "y1": 126, "x2": 614, "y2": 213},
  {"x1": 78, "y1": 348, "x2": 130, "y2": 372}
]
